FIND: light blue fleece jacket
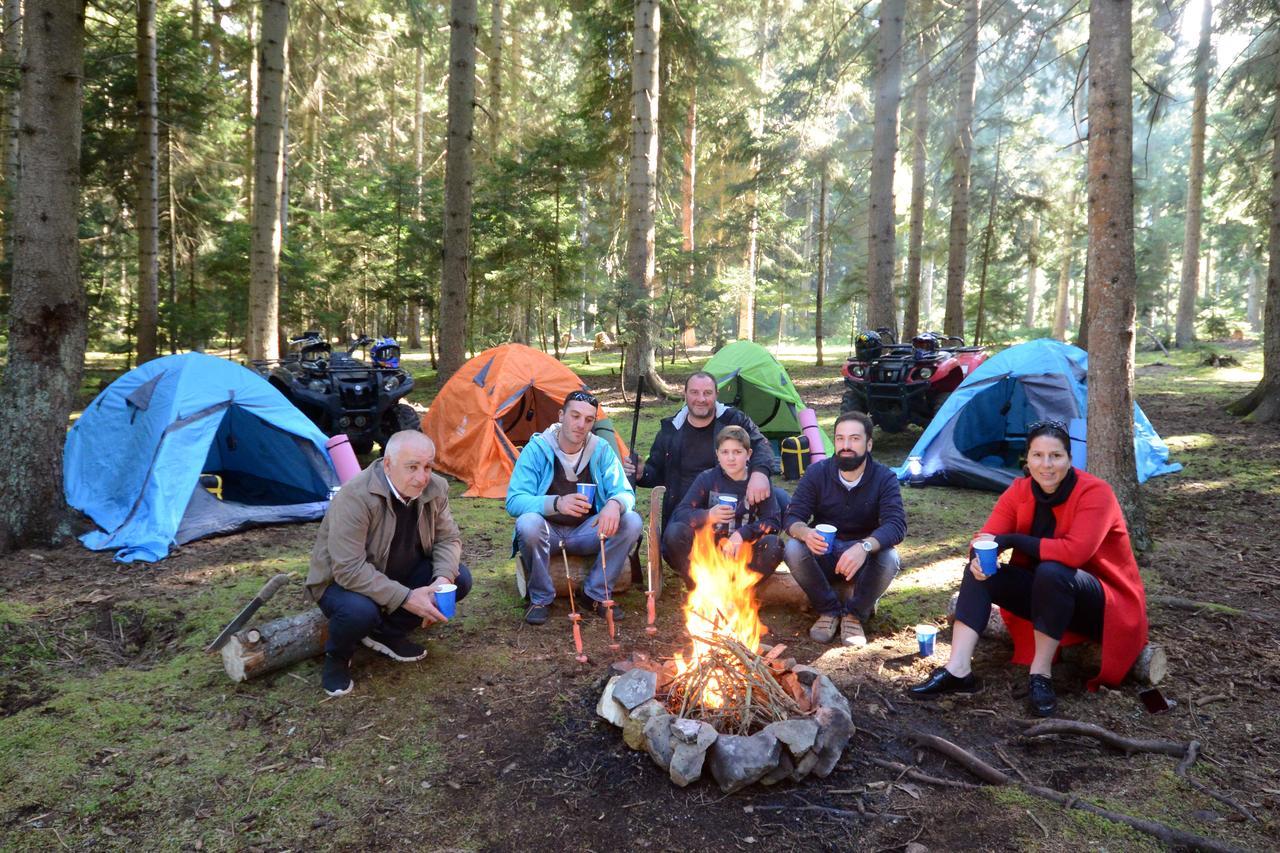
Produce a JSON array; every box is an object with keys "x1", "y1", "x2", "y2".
[{"x1": 505, "y1": 424, "x2": 636, "y2": 520}]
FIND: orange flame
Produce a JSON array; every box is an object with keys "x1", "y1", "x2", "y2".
[{"x1": 676, "y1": 523, "x2": 764, "y2": 707}]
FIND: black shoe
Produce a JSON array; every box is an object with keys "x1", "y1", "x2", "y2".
[
  {"x1": 361, "y1": 632, "x2": 427, "y2": 662},
  {"x1": 908, "y1": 666, "x2": 982, "y2": 699},
  {"x1": 1028, "y1": 674, "x2": 1057, "y2": 717},
  {"x1": 322, "y1": 653, "x2": 353, "y2": 697},
  {"x1": 525, "y1": 603, "x2": 550, "y2": 625},
  {"x1": 589, "y1": 599, "x2": 625, "y2": 621}
]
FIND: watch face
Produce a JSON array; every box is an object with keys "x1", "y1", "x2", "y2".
[{"x1": 861, "y1": 540, "x2": 872, "y2": 551}]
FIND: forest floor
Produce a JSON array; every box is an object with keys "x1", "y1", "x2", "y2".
[{"x1": 1, "y1": 340, "x2": 1277, "y2": 852}]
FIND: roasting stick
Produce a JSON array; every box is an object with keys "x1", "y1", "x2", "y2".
[
  {"x1": 644, "y1": 556, "x2": 658, "y2": 636},
  {"x1": 599, "y1": 534, "x2": 620, "y2": 652},
  {"x1": 562, "y1": 545, "x2": 588, "y2": 664}
]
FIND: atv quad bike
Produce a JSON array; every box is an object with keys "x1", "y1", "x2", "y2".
[
  {"x1": 840, "y1": 330, "x2": 988, "y2": 433},
  {"x1": 253, "y1": 332, "x2": 419, "y2": 454}
]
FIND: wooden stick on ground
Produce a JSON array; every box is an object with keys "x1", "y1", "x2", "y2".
[{"x1": 910, "y1": 732, "x2": 1247, "y2": 853}]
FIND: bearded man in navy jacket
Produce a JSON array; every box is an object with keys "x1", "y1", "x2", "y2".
[{"x1": 783, "y1": 410, "x2": 906, "y2": 648}]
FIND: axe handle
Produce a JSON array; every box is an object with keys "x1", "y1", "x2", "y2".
[{"x1": 205, "y1": 573, "x2": 293, "y2": 652}]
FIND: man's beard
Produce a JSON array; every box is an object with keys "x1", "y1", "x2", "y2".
[{"x1": 836, "y1": 450, "x2": 867, "y2": 472}]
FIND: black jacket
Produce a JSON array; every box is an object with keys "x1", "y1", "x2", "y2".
[{"x1": 637, "y1": 403, "x2": 777, "y2": 528}]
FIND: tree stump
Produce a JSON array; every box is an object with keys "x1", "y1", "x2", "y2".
[
  {"x1": 220, "y1": 608, "x2": 327, "y2": 683},
  {"x1": 755, "y1": 568, "x2": 810, "y2": 609}
]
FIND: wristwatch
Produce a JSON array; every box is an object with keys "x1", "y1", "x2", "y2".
[{"x1": 858, "y1": 540, "x2": 873, "y2": 553}]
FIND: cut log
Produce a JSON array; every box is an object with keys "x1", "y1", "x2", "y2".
[
  {"x1": 756, "y1": 568, "x2": 811, "y2": 609},
  {"x1": 221, "y1": 608, "x2": 327, "y2": 683},
  {"x1": 946, "y1": 592, "x2": 1166, "y2": 684}
]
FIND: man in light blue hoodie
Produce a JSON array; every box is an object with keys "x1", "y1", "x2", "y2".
[{"x1": 506, "y1": 390, "x2": 641, "y2": 625}]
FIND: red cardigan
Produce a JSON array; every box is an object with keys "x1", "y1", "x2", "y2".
[{"x1": 979, "y1": 469, "x2": 1148, "y2": 690}]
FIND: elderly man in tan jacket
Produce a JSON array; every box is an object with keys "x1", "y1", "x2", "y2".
[{"x1": 306, "y1": 430, "x2": 468, "y2": 696}]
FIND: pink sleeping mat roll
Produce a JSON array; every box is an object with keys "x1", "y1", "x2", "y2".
[
  {"x1": 798, "y1": 407, "x2": 827, "y2": 462},
  {"x1": 326, "y1": 434, "x2": 363, "y2": 485}
]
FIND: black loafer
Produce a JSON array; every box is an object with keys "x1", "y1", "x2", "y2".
[
  {"x1": 1028, "y1": 674, "x2": 1057, "y2": 717},
  {"x1": 909, "y1": 666, "x2": 981, "y2": 698}
]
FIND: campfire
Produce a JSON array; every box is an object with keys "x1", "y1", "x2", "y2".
[{"x1": 597, "y1": 525, "x2": 855, "y2": 792}]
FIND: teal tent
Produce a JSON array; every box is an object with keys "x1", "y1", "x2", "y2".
[
  {"x1": 893, "y1": 339, "x2": 1181, "y2": 491},
  {"x1": 65, "y1": 353, "x2": 339, "y2": 563},
  {"x1": 704, "y1": 340, "x2": 834, "y2": 454}
]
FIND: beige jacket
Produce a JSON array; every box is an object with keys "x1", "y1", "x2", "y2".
[{"x1": 306, "y1": 460, "x2": 463, "y2": 611}]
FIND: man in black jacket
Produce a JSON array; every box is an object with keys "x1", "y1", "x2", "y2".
[
  {"x1": 783, "y1": 410, "x2": 906, "y2": 648},
  {"x1": 622, "y1": 372, "x2": 787, "y2": 563}
]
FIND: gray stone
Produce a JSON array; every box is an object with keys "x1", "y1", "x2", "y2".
[
  {"x1": 811, "y1": 674, "x2": 851, "y2": 717},
  {"x1": 707, "y1": 731, "x2": 782, "y2": 793},
  {"x1": 810, "y1": 705, "x2": 854, "y2": 778},
  {"x1": 643, "y1": 713, "x2": 675, "y2": 770},
  {"x1": 595, "y1": 676, "x2": 628, "y2": 727},
  {"x1": 764, "y1": 718, "x2": 819, "y2": 759},
  {"x1": 623, "y1": 700, "x2": 667, "y2": 751},
  {"x1": 671, "y1": 717, "x2": 703, "y2": 745},
  {"x1": 790, "y1": 665, "x2": 820, "y2": 686},
  {"x1": 759, "y1": 750, "x2": 795, "y2": 786},
  {"x1": 612, "y1": 667, "x2": 658, "y2": 711},
  {"x1": 666, "y1": 719, "x2": 717, "y2": 786}
]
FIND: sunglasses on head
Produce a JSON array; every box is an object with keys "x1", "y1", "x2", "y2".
[
  {"x1": 565, "y1": 390, "x2": 599, "y2": 408},
  {"x1": 1028, "y1": 419, "x2": 1068, "y2": 433}
]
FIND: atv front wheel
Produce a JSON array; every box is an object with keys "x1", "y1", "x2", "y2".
[
  {"x1": 840, "y1": 388, "x2": 863, "y2": 414},
  {"x1": 376, "y1": 403, "x2": 423, "y2": 450}
]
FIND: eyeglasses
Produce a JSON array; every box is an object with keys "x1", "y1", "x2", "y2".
[
  {"x1": 1028, "y1": 419, "x2": 1068, "y2": 433},
  {"x1": 565, "y1": 390, "x2": 599, "y2": 408}
]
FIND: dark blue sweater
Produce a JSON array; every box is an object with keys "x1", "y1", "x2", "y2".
[{"x1": 782, "y1": 457, "x2": 906, "y2": 547}]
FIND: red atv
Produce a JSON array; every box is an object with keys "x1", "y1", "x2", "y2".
[{"x1": 840, "y1": 330, "x2": 989, "y2": 433}]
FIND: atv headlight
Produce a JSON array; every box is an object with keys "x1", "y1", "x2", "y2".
[
  {"x1": 308, "y1": 379, "x2": 329, "y2": 392},
  {"x1": 382, "y1": 375, "x2": 400, "y2": 392},
  {"x1": 918, "y1": 367, "x2": 933, "y2": 379},
  {"x1": 853, "y1": 366, "x2": 867, "y2": 378}
]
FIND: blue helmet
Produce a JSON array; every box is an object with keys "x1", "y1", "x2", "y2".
[{"x1": 371, "y1": 337, "x2": 401, "y2": 369}]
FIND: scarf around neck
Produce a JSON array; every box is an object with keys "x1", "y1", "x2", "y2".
[{"x1": 1029, "y1": 467, "x2": 1077, "y2": 538}]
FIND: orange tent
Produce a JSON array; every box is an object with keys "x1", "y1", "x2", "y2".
[{"x1": 423, "y1": 344, "x2": 629, "y2": 498}]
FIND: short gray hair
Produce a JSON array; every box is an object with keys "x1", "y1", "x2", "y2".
[{"x1": 384, "y1": 430, "x2": 434, "y2": 462}]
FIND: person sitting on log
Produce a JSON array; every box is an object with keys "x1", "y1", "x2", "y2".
[
  {"x1": 621, "y1": 371, "x2": 789, "y2": 562},
  {"x1": 305, "y1": 430, "x2": 469, "y2": 698},
  {"x1": 663, "y1": 425, "x2": 784, "y2": 588},
  {"x1": 506, "y1": 390, "x2": 641, "y2": 626},
  {"x1": 909, "y1": 419, "x2": 1150, "y2": 717},
  {"x1": 782, "y1": 410, "x2": 905, "y2": 648}
]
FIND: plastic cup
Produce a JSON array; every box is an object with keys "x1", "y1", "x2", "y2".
[
  {"x1": 815, "y1": 523, "x2": 838, "y2": 553},
  {"x1": 907, "y1": 456, "x2": 924, "y2": 486},
  {"x1": 575, "y1": 483, "x2": 597, "y2": 504},
  {"x1": 434, "y1": 583, "x2": 458, "y2": 619},
  {"x1": 916, "y1": 624, "x2": 938, "y2": 657},
  {"x1": 974, "y1": 540, "x2": 999, "y2": 576},
  {"x1": 716, "y1": 494, "x2": 738, "y2": 510}
]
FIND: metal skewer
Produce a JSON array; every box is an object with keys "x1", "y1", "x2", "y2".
[
  {"x1": 562, "y1": 545, "x2": 588, "y2": 664},
  {"x1": 600, "y1": 533, "x2": 620, "y2": 652}
]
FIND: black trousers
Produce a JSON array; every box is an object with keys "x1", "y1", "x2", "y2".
[{"x1": 954, "y1": 560, "x2": 1104, "y2": 642}]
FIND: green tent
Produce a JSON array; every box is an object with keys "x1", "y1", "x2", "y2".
[{"x1": 704, "y1": 340, "x2": 834, "y2": 454}]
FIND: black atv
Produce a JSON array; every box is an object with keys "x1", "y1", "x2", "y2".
[{"x1": 253, "y1": 332, "x2": 420, "y2": 454}]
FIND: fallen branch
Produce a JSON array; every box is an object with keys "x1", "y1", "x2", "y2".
[
  {"x1": 1148, "y1": 594, "x2": 1278, "y2": 624},
  {"x1": 909, "y1": 732, "x2": 1246, "y2": 853},
  {"x1": 1174, "y1": 742, "x2": 1258, "y2": 823},
  {"x1": 1020, "y1": 719, "x2": 1186, "y2": 757},
  {"x1": 865, "y1": 757, "x2": 982, "y2": 791}
]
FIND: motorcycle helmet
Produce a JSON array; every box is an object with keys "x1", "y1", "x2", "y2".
[
  {"x1": 371, "y1": 337, "x2": 401, "y2": 369},
  {"x1": 912, "y1": 333, "x2": 941, "y2": 360},
  {"x1": 854, "y1": 330, "x2": 883, "y2": 362}
]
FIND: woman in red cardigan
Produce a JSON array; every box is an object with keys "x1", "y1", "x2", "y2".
[{"x1": 909, "y1": 420, "x2": 1149, "y2": 716}]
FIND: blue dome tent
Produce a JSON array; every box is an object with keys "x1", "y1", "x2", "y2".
[
  {"x1": 65, "y1": 353, "x2": 339, "y2": 563},
  {"x1": 894, "y1": 339, "x2": 1181, "y2": 491}
]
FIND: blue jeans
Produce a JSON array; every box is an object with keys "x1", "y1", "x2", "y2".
[
  {"x1": 783, "y1": 537, "x2": 900, "y2": 621},
  {"x1": 515, "y1": 511, "x2": 643, "y2": 606},
  {"x1": 317, "y1": 559, "x2": 472, "y2": 658}
]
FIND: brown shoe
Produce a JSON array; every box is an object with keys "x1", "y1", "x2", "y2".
[
  {"x1": 809, "y1": 614, "x2": 840, "y2": 643},
  {"x1": 841, "y1": 615, "x2": 867, "y2": 647}
]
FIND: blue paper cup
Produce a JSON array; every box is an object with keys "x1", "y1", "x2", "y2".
[
  {"x1": 815, "y1": 523, "x2": 837, "y2": 553},
  {"x1": 434, "y1": 583, "x2": 457, "y2": 619},
  {"x1": 576, "y1": 483, "x2": 597, "y2": 504},
  {"x1": 716, "y1": 494, "x2": 738, "y2": 510},
  {"x1": 974, "y1": 540, "x2": 999, "y2": 576},
  {"x1": 916, "y1": 624, "x2": 938, "y2": 657}
]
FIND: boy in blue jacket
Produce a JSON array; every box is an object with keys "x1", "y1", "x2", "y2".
[{"x1": 506, "y1": 390, "x2": 641, "y2": 625}]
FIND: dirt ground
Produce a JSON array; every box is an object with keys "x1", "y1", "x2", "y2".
[{"x1": 1, "y1": 345, "x2": 1277, "y2": 852}]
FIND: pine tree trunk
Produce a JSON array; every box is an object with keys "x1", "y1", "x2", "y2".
[
  {"x1": 1052, "y1": 192, "x2": 1077, "y2": 341},
  {"x1": 1227, "y1": 69, "x2": 1280, "y2": 423},
  {"x1": 438, "y1": 0, "x2": 477, "y2": 385},
  {"x1": 135, "y1": 0, "x2": 160, "y2": 363},
  {"x1": 866, "y1": 0, "x2": 904, "y2": 339},
  {"x1": 1085, "y1": 0, "x2": 1147, "y2": 548},
  {"x1": 943, "y1": 0, "x2": 979, "y2": 339},
  {"x1": 739, "y1": 2, "x2": 769, "y2": 342},
  {"x1": 1175, "y1": 0, "x2": 1212, "y2": 349},
  {"x1": 244, "y1": 1, "x2": 258, "y2": 209},
  {"x1": 0, "y1": 0, "x2": 87, "y2": 554},
  {"x1": 815, "y1": 159, "x2": 828, "y2": 367},
  {"x1": 1246, "y1": 263, "x2": 1261, "y2": 332},
  {"x1": 1024, "y1": 215, "x2": 1040, "y2": 327},
  {"x1": 0, "y1": 0, "x2": 21, "y2": 289},
  {"x1": 903, "y1": 4, "x2": 934, "y2": 342},
  {"x1": 489, "y1": 0, "x2": 502, "y2": 158},
  {"x1": 681, "y1": 82, "x2": 695, "y2": 292},
  {"x1": 623, "y1": 0, "x2": 669, "y2": 395},
  {"x1": 164, "y1": 119, "x2": 179, "y2": 352},
  {"x1": 407, "y1": 38, "x2": 424, "y2": 350},
  {"x1": 247, "y1": 0, "x2": 287, "y2": 362},
  {"x1": 973, "y1": 132, "x2": 1001, "y2": 346}
]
